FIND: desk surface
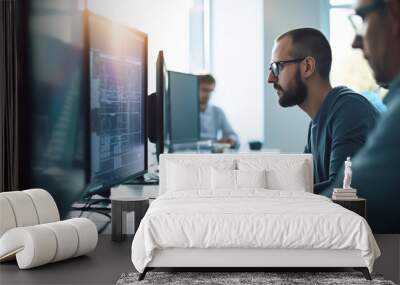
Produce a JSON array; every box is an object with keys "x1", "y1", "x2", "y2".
[{"x1": 111, "y1": 184, "x2": 159, "y2": 201}]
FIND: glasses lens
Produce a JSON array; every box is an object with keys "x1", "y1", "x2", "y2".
[
  {"x1": 269, "y1": 63, "x2": 276, "y2": 77},
  {"x1": 271, "y1": 62, "x2": 279, "y2": 77},
  {"x1": 348, "y1": 14, "x2": 364, "y2": 36}
]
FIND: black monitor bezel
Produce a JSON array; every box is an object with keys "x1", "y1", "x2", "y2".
[{"x1": 155, "y1": 50, "x2": 165, "y2": 158}]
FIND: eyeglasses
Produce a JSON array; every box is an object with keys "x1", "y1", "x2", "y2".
[
  {"x1": 348, "y1": 0, "x2": 387, "y2": 36},
  {"x1": 268, "y1": 58, "x2": 306, "y2": 77}
]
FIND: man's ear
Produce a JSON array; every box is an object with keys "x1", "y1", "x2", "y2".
[
  {"x1": 302, "y1": 56, "x2": 316, "y2": 79},
  {"x1": 387, "y1": 0, "x2": 400, "y2": 36}
]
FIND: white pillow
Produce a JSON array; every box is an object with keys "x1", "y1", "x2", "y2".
[
  {"x1": 236, "y1": 169, "x2": 267, "y2": 189},
  {"x1": 211, "y1": 169, "x2": 268, "y2": 190},
  {"x1": 238, "y1": 159, "x2": 309, "y2": 192},
  {"x1": 266, "y1": 163, "x2": 307, "y2": 191},
  {"x1": 167, "y1": 163, "x2": 210, "y2": 191},
  {"x1": 211, "y1": 169, "x2": 236, "y2": 190},
  {"x1": 165, "y1": 159, "x2": 236, "y2": 192}
]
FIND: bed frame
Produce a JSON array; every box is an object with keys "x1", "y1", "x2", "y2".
[{"x1": 138, "y1": 248, "x2": 371, "y2": 280}]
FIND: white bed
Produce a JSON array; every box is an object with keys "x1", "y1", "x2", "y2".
[{"x1": 131, "y1": 154, "x2": 380, "y2": 280}]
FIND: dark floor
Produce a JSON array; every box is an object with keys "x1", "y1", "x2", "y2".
[
  {"x1": 0, "y1": 235, "x2": 133, "y2": 285},
  {"x1": 1, "y1": 234, "x2": 398, "y2": 285}
]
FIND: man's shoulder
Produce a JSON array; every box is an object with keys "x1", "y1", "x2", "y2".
[
  {"x1": 329, "y1": 86, "x2": 379, "y2": 118},
  {"x1": 209, "y1": 104, "x2": 222, "y2": 111},
  {"x1": 331, "y1": 86, "x2": 372, "y2": 105},
  {"x1": 208, "y1": 104, "x2": 225, "y2": 116}
]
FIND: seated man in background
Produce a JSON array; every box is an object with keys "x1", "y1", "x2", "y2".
[
  {"x1": 267, "y1": 27, "x2": 379, "y2": 194},
  {"x1": 322, "y1": 0, "x2": 400, "y2": 233},
  {"x1": 198, "y1": 74, "x2": 240, "y2": 149}
]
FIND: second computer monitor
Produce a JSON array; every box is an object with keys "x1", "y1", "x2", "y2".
[{"x1": 167, "y1": 71, "x2": 200, "y2": 144}]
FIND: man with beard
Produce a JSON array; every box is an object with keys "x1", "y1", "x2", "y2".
[
  {"x1": 323, "y1": 0, "x2": 400, "y2": 233},
  {"x1": 267, "y1": 27, "x2": 379, "y2": 194}
]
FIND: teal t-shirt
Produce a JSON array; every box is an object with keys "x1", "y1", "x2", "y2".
[{"x1": 305, "y1": 86, "x2": 380, "y2": 194}]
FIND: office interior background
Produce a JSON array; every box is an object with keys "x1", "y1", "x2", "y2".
[
  {"x1": 88, "y1": 0, "x2": 383, "y2": 152},
  {"x1": 0, "y1": 0, "x2": 385, "y2": 168}
]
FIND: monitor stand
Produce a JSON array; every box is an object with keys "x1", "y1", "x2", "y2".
[
  {"x1": 84, "y1": 187, "x2": 111, "y2": 199},
  {"x1": 123, "y1": 172, "x2": 159, "y2": 185}
]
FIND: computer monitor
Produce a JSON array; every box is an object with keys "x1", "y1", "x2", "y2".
[
  {"x1": 18, "y1": 0, "x2": 88, "y2": 218},
  {"x1": 147, "y1": 50, "x2": 169, "y2": 160},
  {"x1": 18, "y1": 5, "x2": 147, "y2": 217},
  {"x1": 167, "y1": 71, "x2": 200, "y2": 145},
  {"x1": 87, "y1": 13, "x2": 148, "y2": 196}
]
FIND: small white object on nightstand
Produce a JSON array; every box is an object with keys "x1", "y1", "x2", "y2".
[
  {"x1": 333, "y1": 157, "x2": 358, "y2": 200},
  {"x1": 343, "y1": 157, "x2": 353, "y2": 190}
]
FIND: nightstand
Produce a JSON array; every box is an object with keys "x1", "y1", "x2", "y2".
[
  {"x1": 110, "y1": 184, "x2": 158, "y2": 242},
  {"x1": 332, "y1": 197, "x2": 366, "y2": 218}
]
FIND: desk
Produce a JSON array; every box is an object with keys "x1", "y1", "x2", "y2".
[{"x1": 110, "y1": 184, "x2": 158, "y2": 242}]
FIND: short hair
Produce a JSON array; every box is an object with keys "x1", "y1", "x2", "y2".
[
  {"x1": 198, "y1": 74, "x2": 216, "y2": 85},
  {"x1": 277, "y1": 28, "x2": 332, "y2": 80}
]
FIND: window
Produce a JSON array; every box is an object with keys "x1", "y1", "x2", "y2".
[{"x1": 329, "y1": 0, "x2": 387, "y2": 111}]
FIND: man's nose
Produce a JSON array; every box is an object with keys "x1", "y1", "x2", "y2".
[
  {"x1": 267, "y1": 70, "x2": 277, "y2": 83},
  {"x1": 352, "y1": 34, "x2": 363, "y2": 50}
]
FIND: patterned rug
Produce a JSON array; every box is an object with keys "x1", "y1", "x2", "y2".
[{"x1": 116, "y1": 271, "x2": 396, "y2": 285}]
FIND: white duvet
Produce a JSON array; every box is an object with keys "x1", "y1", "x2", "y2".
[{"x1": 131, "y1": 190, "x2": 380, "y2": 273}]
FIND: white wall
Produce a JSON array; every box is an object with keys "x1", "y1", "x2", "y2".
[
  {"x1": 210, "y1": 0, "x2": 264, "y2": 146},
  {"x1": 189, "y1": 0, "x2": 209, "y2": 74},
  {"x1": 88, "y1": 0, "x2": 196, "y2": 93},
  {"x1": 263, "y1": 0, "x2": 324, "y2": 153}
]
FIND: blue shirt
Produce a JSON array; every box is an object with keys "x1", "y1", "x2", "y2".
[
  {"x1": 200, "y1": 104, "x2": 240, "y2": 148},
  {"x1": 361, "y1": 90, "x2": 387, "y2": 113},
  {"x1": 305, "y1": 86, "x2": 379, "y2": 194}
]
